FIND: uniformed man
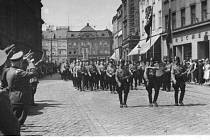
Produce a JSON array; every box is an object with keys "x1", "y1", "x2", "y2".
[
  {"x1": 163, "y1": 59, "x2": 172, "y2": 92},
  {"x1": 89, "y1": 61, "x2": 98, "y2": 91},
  {"x1": 98, "y1": 61, "x2": 105, "y2": 90},
  {"x1": 129, "y1": 61, "x2": 138, "y2": 90},
  {"x1": 0, "y1": 46, "x2": 20, "y2": 136},
  {"x1": 80, "y1": 61, "x2": 87, "y2": 91},
  {"x1": 144, "y1": 59, "x2": 160, "y2": 107},
  {"x1": 115, "y1": 59, "x2": 130, "y2": 108},
  {"x1": 95, "y1": 61, "x2": 100, "y2": 90},
  {"x1": 75, "y1": 60, "x2": 82, "y2": 91},
  {"x1": 1, "y1": 51, "x2": 37, "y2": 125},
  {"x1": 26, "y1": 52, "x2": 44, "y2": 105},
  {"x1": 84, "y1": 61, "x2": 90, "y2": 90},
  {"x1": 0, "y1": 89, "x2": 20, "y2": 136},
  {"x1": 171, "y1": 56, "x2": 188, "y2": 106},
  {"x1": 106, "y1": 61, "x2": 116, "y2": 94}
]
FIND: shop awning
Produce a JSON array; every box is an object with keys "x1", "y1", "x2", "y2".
[
  {"x1": 110, "y1": 48, "x2": 120, "y2": 60},
  {"x1": 128, "y1": 39, "x2": 146, "y2": 56},
  {"x1": 140, "y1": 35, "x2": 160, "y2": 55},
  {"x1": 128, "y1": 34, "x2": 160, "y2": 56}
]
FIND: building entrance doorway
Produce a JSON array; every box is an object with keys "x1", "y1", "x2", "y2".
[{"x1": 198, "y1": 41, "x2": 209, "y2": 59}]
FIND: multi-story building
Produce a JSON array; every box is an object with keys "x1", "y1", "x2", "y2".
[
  {"x1": 67, "y1": 23, "x2": 113, "y2": 62},
  {"x1": 121, "y1": 0, "x2": 140, "y2": 61},
  {"x1": 0, "y1": 0, "x2": 44, "y2": 60},
  {"x1": 111, "y1": 14, "x2": 119, "y2": 60},
  {"x1": 117, "y1": 5, "x2": 123, "y2": 59},
  {"x1": 42, "y1": 26, "x2": 68, "y2": 64},
  {"x1": 129, "y1": 0, "x2": 163, "y2": 60},
  {"x1": 111, "y1": 4, "x2": 123, "y2": 60},
  {"x1": 162, "y1": 0, "x2": 210, "y2": 61}
]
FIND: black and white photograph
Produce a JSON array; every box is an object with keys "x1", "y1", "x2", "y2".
[{"x1": 0, "y1": 0, "x2": 210, "y2": 138}]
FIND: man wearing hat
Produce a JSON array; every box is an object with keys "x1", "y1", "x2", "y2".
[
  {"x1": 115, "y1": 59, "x2": 131, "y2": 108},
  {"x1": 171, "y1": 56, "x2": 188, "y2": 106},
  {"x1": 1, "y1": 51, "x2": 37, "y2": 125},
  {"x1": 144, "y1": 58, "x2": 160, "y2": 107},
  {"x1": 0, "y1": 45, "x2": 20, "y2": 135}
]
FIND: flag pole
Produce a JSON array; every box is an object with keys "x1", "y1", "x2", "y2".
[
  {"x1": 169, "y1": 0, "x2": 173, "y2": 59},
  {"x1": 151, "y1": 6, "x2": 153, "y2": 59}
]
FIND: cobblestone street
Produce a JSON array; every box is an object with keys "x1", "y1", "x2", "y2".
[{"x1": 21, "y1": 74, "x2": 210, "y2": 136}]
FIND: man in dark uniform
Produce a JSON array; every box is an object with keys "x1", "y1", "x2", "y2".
[
  {"x1": 171, "y1": 56, "x2": 188, "y2": 106},
  {"x1": 106, "y1": 61, "x2": 116, "y2": 94},
  {"x1": 88, "y1": 61, "x2": 96, "y2": 91},
  {"x1": 0, "y1": 46, "x2": 20, "y2": 136},
  {"x1": 26, "y1": 53, "x2": 44, "y2": 105},
  {"x1": 1, "y1": 51, "x2": 37, "y2": 125},
  {"x1": 98, "y1": 61, "x2": 105, "y2": 90},
  {"x1": 0, "y1": 89, "x2": 20, "y2": 136},
  {"x1": 115, "y1": 59, "x2": 130, "y2": 108},
  {"x1": 144, "y1": 59, "x2": 160, "y2": 107},
  {"x1": 80, "y1": 61, "x2": 87, "y2": 91},
  {"x1": 163, "y1": 59, "x2": 172, "y2": 92}
]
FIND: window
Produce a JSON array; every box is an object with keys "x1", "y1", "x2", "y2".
[
  {"x1": 190, "y1": 4, "x2": 196, "y2": 24},
  {"x1": 201, "y1": 0, "x2": 207, "y2": 21},
  {"x1": 172, "y1": 12, "x2": 176, "y2": 29},
  {"x1": 142, "y1": 20, "x2": 145, "y2": 35},
  {"x1": 152, "y1": 15, "x2": 155, "y2": 30},
  {"x1": 165, "y1": 15, "x2": 169, "y2": 31},
  {"x1": 181, "y1": 8, "x2": 186, "y2": 27},
  {"x1": 73, "y1": 42, "x2": 76, "y2": 46},
  {"x1": 158, "y1": 10, "x2": 162, "y2": 28},
  {"x1": 153, "y1": 0, "x2": 155, "y2": 4}
]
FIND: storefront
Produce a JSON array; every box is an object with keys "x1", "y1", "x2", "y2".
[{"x1": 163, "y1": 22, "x2": 210, "y2": 61}]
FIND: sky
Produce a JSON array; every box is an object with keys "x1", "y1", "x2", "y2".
[{"x1": 41, "y1": 0, "x2": 121, "y2": 31}]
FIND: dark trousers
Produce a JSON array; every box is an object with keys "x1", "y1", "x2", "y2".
[
  {"x1": 12, "y1": 104, "x2": 29, "y2": 125},
  {"x1": 173, "y1": 81, "x2": 186, "y2": 104},
  {"x1": 84, "y1": 75, "x2": 89, "y2": 90},
  {"x1": 76, "y1": 76, "x2": 81, "y2": 90},
  {"x1": 117, "y1": 82, "x2": 130, "y2": 105},
  {"x1": 129, "y1": 75, "x2": 134, "y2": 90},
  {"x1": 146, "y1": 77, "x2": 161, "y2": 104},
  {"x1": 138, "y1": 70, "x2": 144, "y2": 85},
  {"x1": 89, "y1": 75, "x2": 94, "y2": 91},
  {"x1": 31, "y1": 83, "x2": 38, "y2": 104},
  {"x1": 104, "y1": 75, "x2": 109, "y2": 89},
  {"x1": 95, "y1": 73, "x2": 100, "y2": 89},
  {"x1": 162, "y1": 72, "x2": 171, "y2": 91},
  {"x1": 108, "y1": 75, "x2": 116, "y2": 92},
  {"x1": 133, "y1": 71, "x2": 138, "y2": 88},
  {"x1": 99, "y1": 72, "x2": 105, "y2": 90}
]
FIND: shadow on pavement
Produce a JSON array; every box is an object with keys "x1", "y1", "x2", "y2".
[
  {"x1": 36, "y1": 100, "x2": 58, "y2": 103},
  {"x1": 129, "y1": 103, "x2": 206, "y2": 108},
  {"x1": 28, "y1": 102, "x2": 62, "y2": 116}
]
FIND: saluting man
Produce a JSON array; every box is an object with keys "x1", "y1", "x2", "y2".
[
  {"x1": 115, "y1": 59, "x2": 131, "y2": 108},
  {"x1": 1, "y1": 51, "x2": 37, "y2": 125}
]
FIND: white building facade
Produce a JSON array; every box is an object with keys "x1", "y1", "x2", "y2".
[{"x1": 129, "y1": 0, "x2": 163, "y2": 60}]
